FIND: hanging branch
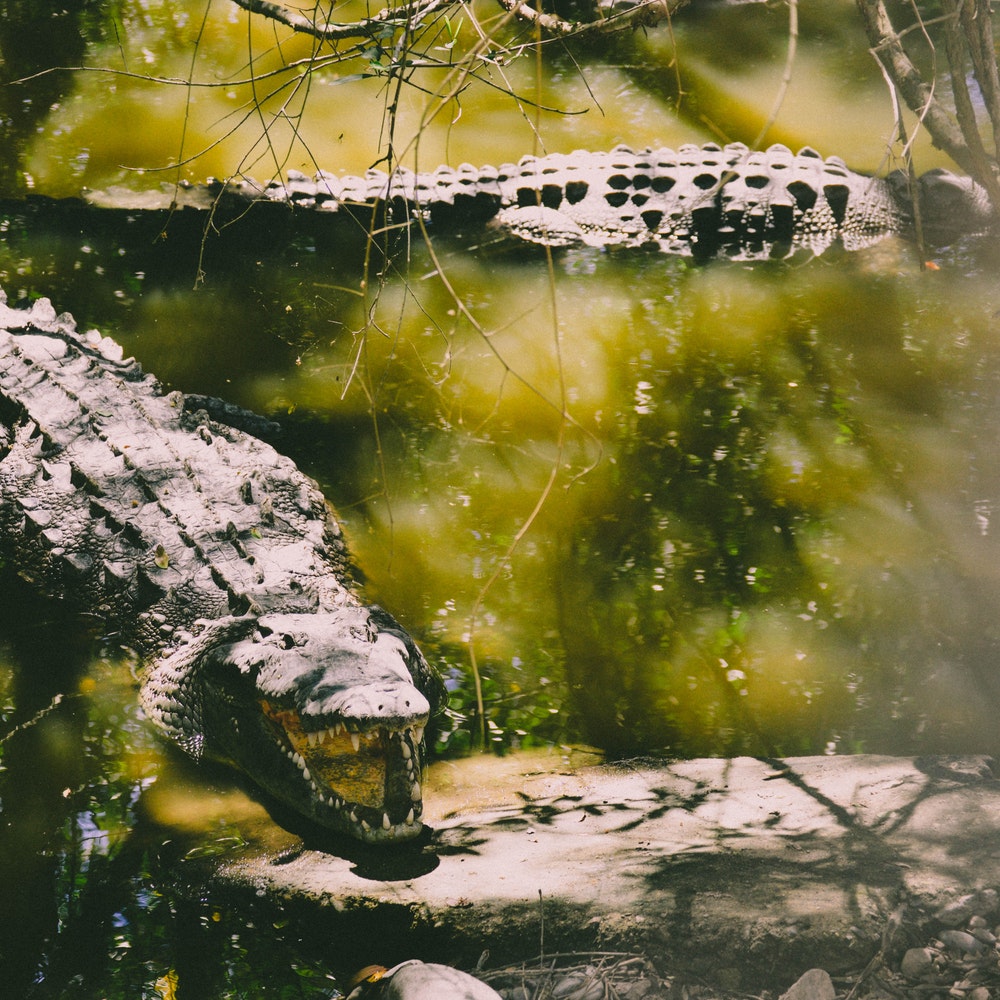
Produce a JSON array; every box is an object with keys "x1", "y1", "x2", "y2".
[
  {"x1": 231, "y1": 0, "x2": 687, "y2": 43},
  {"x1": 856, "y1": 0, "x2": 977, "y2": 172},
  {"x1": 855, "y1": 0, "x2": 1000, "y2": 211},
  {"x1": 230, "y1": 0, "x2": 453, "y2": 42}
]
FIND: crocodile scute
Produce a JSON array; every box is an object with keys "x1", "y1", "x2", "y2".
[
  {"x1": 91, "y1": 140, "x2": 995, "y2": 259},
  {"x1": 0, "y1": 290, "x2": 446, "y2": 844}
]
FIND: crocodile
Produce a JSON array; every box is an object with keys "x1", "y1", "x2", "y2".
[
  {"x1": 0, "y1": 290, "x2": 445, "y2": 844},
  {"x1": 79, "y1": 141, "x2": 996, "y2": 260}
]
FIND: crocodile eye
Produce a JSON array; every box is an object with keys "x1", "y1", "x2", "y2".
[
  {"x1": 256, "y1": 624, "x2": 274, "y2": 639},
  {"x1": 280, "y1": 633, "x2": 295, "y2": 650}
]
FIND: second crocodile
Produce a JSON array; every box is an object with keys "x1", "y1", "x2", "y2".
[{"x1": 81, "y1": 141, "x2": 996, "y2": 260}]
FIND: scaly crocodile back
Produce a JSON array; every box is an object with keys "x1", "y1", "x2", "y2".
[
  {"x1": 81, "y1": 141, "x2": 994, "y2": 259},
  {"x1": 0, "y1": 293, "x2": 355, "y2": 657},
  {"x1": 0, "y1": 291, "x2": 442, "y2": 843},
  {"x1": 216, "y1": 142, "x2": 913, "y2": 258}
]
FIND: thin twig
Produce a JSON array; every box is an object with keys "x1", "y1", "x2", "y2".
[
  {"x1": 751, "y1": 0, "x2": 798, "y2": 150},
  {"x1": 0, "y1": 694, "x2": 68, "y2": 747}
]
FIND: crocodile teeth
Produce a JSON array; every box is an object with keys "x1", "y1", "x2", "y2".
[
  {"x1": 412, "y1": 726, "x2": 424, "y2": 745},
  {"x1": 382, "y1": 812, "x2": 390, "y2": 830},
  {"x1": 410, "y1": 781, "x2": 421, "y2": 803},
  {"x1": 302, "y1": 767, "x2": 311, "y2": 782},
  {"x1": 350, "y1": 732, "x2": 360, "y2": 752},
  {"x1": 406, "y1": 808, "x2": 415, "y2": 825},
  {"x1": 400, "y1": 740, "x2": 412, "y2": 760}
]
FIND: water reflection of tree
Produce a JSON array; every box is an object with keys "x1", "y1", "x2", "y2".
[
  {"x1": 0, "y1": 579, "x2": 346, "y2": 997},
  {"x1": 557, "y1": 261, "x2": 1000, "y2": 759},
  {"x1": 0, "y1": 1, "x2": 111, "y2": 193}
]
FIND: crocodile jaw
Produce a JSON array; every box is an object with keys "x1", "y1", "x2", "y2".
[
  {"x1": 262, "y1": 701, "x2": 427, "y2": 842},
  {"x1": 208, "y1": 609, "x2": 436, "y2": 843}
]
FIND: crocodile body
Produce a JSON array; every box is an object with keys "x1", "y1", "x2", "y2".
[
  {"x1": 0, "y1": 291, "x2": 445, "y2": 844},
  {"x1": 85, "y1": 141, "x2": 995, "y2": 259}
]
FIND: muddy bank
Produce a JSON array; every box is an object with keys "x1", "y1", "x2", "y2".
[{"x1": 158, "y1": 753, "x2": 1000, "y2": 988}]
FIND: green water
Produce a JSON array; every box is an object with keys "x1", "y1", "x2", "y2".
[{"x1": 1, "y1": 0, "x2": 999, "y2": 995}]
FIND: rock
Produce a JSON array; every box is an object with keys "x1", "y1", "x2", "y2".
[
  {"x1": 550, "y1": 970, "x2": 606, "y2": 1000},
  {"x1": 970, "y1": 925, "x2": 997, "y2": 945},
  {"x1": 616, "y1": 979, "x2": 654, "y2": 999},
  {"x1": 778, "y1": 968, "x2": 835, "y2": 1000},
  {"x1": 937, "y1": 929, "x2": 986, "y2": 954},
  {"x1": 900, "y1": 947, "x2": 937, "y2": 981},
  {"x1": 348, "y1": 961, "x2": 503, "y2": 1000},
  {"x1": 213, "y1": 755, "x2": 1000, "y2": 987},
  {"x1": 934, "y1": 890, "x2": 1000, "y2": 927}
]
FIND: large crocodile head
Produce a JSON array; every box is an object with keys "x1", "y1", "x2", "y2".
[{"x1": 140, "y1": 606, "x2": 445, "y2": 844}]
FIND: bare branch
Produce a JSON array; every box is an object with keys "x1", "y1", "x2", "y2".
[
  {"x1": 232, "y1": 0, "x2": 688, "y2": 42},
  {"x1": 940, "y1": 0, "x2": 1000, "y2": 206},
  {"x1": 855, "y1": 0, "x2": 1000, "y2": 213},
  {"x1": 494, "y1": 0, "x2": 685, "y2": 37},
  {"x1": 958, "y1": 0, "x2": 1000, "y2": 163},
  {"x1": 230, "y1": 0, "x2": 453, "y2": 42},
  {"x1": 855, "y1": 0, "x2": 978, "y2": 174}
]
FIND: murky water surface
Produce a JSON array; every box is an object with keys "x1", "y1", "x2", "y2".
[{"x1": 1, "y1": 0, "x2": 999, "y2": 995}]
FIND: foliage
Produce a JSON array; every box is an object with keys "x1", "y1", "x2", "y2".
[{"x1": 430, "y1": 651, "x2": 569, "y2": 756}]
